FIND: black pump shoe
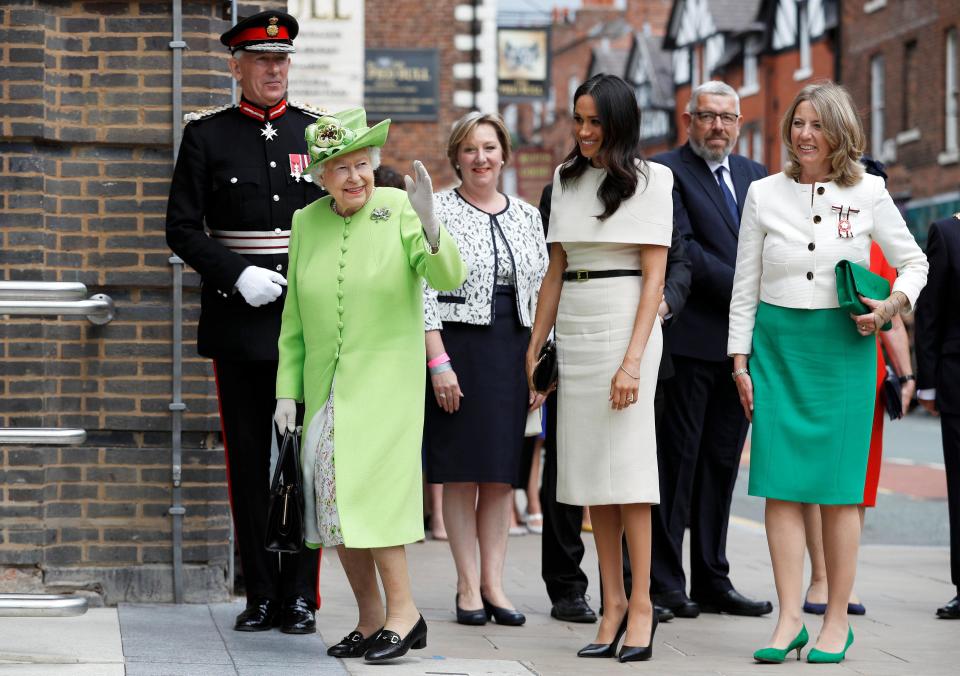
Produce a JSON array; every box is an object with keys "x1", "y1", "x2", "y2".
[
  {"x1": 327, "y1": 628, "x2": 382, "y2": 658},
  {"x1": 618, "y1": 611, "x2": 658, "y2": 662},
  {"x1": 364, "y1": 615, "x2": 427, "y2": 662},
  {"x1": 577, "y1": 611, "x2": 628, "y2": 657},
  {"x1": 456, "y1": 594, "x2": 487, "y2": 625},
  {"x1": 481, "y1": 596, "x2": 526, "y2": 626}
]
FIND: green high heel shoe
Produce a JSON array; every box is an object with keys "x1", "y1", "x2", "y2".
[
  {"x1": 753, "y1": 625, "x2": 809, "y2": 663},
  {"x1": 807, "y1": 625, "x2": 854, "y2": 664}
]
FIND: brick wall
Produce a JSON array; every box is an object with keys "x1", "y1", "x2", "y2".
[
  {"x1": 841, "y1": 0, "x2": 960, "y2": 222},
  {"x1": 365, "y1": 0, "x2": 468, "y2": 190},
  {"x1": 0, "y1": 0, "x2": 284, "y2": 603}
]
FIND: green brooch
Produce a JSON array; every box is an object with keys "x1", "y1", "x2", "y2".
[{"x1": 370, "y1": 207, "x2": 391, "y2": 222}]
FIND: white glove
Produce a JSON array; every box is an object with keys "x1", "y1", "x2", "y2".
[
  {"x1": 404, "y1": 160, "x2": 440, "y2": 248},
  {"x1": 273, "y1": 398, "x2": 297, "y2": 433},
  {"x1": 235, "y1": 266, "x2": 286, "y2": 307}
]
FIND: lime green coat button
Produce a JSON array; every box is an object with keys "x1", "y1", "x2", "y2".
[
  {"x1": 339, "y1": 260, "x2": 346, "y2": 268},
  {"x1": 337, "y1": 290, "x2": 344, "y2": 299},
  {"x1": 337, "y1": 273, "x2": 345, "y2": 282},
  {"x1": 337, "y1": 321, "x2": 344, "y2": 329},
  {"x1": 336, "y1": 337, "x2": 343, "y2": 346}
]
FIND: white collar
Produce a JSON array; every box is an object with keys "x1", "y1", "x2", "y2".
[{"x1": 705, "y1": 156, "x2": 731, "y2": 176}]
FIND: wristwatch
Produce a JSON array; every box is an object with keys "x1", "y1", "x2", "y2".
[{"x1": 898, "y1": 373, "x2": 916, "y2": 384}]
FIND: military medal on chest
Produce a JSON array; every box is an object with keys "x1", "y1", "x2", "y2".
[
  {"x1": 289, "y1": 154, "x2": 312, "y2": 182},
  {"x1": 831, "y1": 204, "x2": 859, "y2": 239}
]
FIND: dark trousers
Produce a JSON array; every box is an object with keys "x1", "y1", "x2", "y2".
[
  {"x1": 214, "y1": 359, "x2": 320, "y2": 607},
  {"x1": 943, "y1": 413, "x2": 960, "y2": 594},
  {"x1": 540, "y1": 389, "x2": 588, "y2": 602},
  {"x1": 650, "y1": 355, "x2": 748, "y2": 600}
]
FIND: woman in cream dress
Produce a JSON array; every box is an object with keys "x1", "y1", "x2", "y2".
[{"x1": 528, "y1": 74, "x2": 672, "y2": 663}]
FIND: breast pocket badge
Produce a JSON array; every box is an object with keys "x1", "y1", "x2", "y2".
[{"x1": 831, "y1": 204, "x2": 860, "y2": 239}]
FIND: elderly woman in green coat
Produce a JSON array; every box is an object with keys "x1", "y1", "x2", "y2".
[{"x1": 273, "y1": 108, "x2": 466, "y2": 663}]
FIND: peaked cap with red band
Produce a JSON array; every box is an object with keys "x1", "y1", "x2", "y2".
[{"x1": 220, "y1": 10, "x2": 298, "y2": 54}]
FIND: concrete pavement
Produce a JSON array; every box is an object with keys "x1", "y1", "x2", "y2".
[{"x1": 1, "y1": 520, "x2": 957, "y2": 675}]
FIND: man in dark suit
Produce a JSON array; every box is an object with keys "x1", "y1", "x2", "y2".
[
  {"x1": 536, "y1": 182, "x2": 691, "y2": 623},
  {"x1": 166, "y1": 11, "x2": 323, "y2": 633},
  {"x1": 915, "y1": 213, "x2": 960, "y2": 619},
  {"x1": 648, "y1": 81, "x2": 772, "y2": 618}
]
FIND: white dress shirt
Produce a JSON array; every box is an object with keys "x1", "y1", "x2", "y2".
[
  {"x1": 728, "y1": 172, "x2": 928, "y2": 355},
  {"x1": 705, "y1": 157, "x2": 736, "y2": 204}
]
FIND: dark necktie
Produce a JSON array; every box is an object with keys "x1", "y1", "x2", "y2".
[{"x1": 715, "y1": 166, "x2": 739, "y2": 225}]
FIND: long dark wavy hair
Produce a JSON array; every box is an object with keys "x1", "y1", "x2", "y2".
[{"x1": 559, "y1": 73, "x2": 646, "y2": 221}]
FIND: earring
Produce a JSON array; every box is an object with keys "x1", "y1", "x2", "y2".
[
  {"x1": 501, "y1": 160, "x2": 505, "y2": 166},
  {"x1": 455, "y1": 164, "x2": 460, "y2": 170}
]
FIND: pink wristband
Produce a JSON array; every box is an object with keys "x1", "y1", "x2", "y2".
[{"x1": 427, "y1": 353, "x2": 450, "y2": 369}]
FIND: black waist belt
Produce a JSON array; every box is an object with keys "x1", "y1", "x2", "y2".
[{"x1": 562, "y1": 269, "x2": 642, "y2": 282}]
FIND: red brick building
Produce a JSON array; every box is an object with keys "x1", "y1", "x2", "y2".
[
  {"x1": 840, "y1": 0, "x2": 960, "y2": 243},
  {"x1": 0, "y1": 0, "x2": 468, "y2": 603}
]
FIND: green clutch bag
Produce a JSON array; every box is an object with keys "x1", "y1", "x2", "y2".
[{"x1": 834, "y1": 259, "x2": 892, "y2": 331}]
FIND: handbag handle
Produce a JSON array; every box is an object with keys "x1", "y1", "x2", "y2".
[{"x1": 270, "y1": 429, "x2": 299, "y2": 493}]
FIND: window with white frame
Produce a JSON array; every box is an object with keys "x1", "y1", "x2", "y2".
[
  {"x1": 795, "y1": 0, "x2": 812, "y2": 80},
  {"x1": 568, "y1": 76, "x2": 580, "y2": 113},
  {"x1": 945, "y1": 29, "x2": 958, "y2": 157},
  {"x1": 691, "y1": 45, "x2": 701, "y2": 88},
  {"x1": 753, "y1": 128, "x2": 764, "y2": 165},
  {"x1": 870, "y1": 54, "x2": 885, "y2": 158},
  {"x1": 741, "y1": 37, "x2": 759, "y2": 95}
]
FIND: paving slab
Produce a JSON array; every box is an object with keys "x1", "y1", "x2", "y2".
[{"x1": 0, "y1": 607, "x2": 122, "y2": 674}]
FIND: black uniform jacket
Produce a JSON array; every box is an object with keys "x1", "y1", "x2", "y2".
[{"x1": 166, "y1": 100, "x2": 325, "y2": 360}]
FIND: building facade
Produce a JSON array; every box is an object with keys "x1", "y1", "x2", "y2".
[{"x1": 0, "y1": 0, "x2": 467, "y2": 604}]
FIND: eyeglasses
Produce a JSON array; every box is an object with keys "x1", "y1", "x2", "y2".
[{"x1": 692, "y1": 111, "x2": 740, "y2": 126}]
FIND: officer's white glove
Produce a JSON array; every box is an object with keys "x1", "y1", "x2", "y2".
[
  {"x1": 273, "y1": 398, "x2": 297, "y2": 433},
  {"x1": 235, "y1": 266, "x2": 286, "y2": 307},
  {"x1": 404, "y1": 160, "x2": 441, "y2": 249}
]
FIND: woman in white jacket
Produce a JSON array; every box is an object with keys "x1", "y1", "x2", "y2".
[{"x1": 727, "y1": 82, "x2": 927, "y2": 664}]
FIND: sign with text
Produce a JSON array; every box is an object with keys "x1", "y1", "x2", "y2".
[
  {"x1": 514, "y1": 146, "x2": 554, "y2": 206},
  {"x1": 498, "y1": 27, "x2": 550, "y2": 101},
  {"x1": 364, "y1": 49, "x2": 439, "y2": 121},
  {"x1": 287, "y1": 0, "x2": 364, "y2": 110}
]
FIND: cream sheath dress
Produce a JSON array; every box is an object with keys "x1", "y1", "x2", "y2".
[{"x1": 547, "y1": 162, "x2": 673, "y2": 506}]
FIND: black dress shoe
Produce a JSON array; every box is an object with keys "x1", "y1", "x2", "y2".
[
  {"x1": 577, "y1": 611, "x2": 627, "y2": 657},
  {"x1": 619, "y1": 611, "x2": 658, "y2": 662},
  {"x1": 655, "y1": 605, "x2": 674, "y2": 622},
  {"x1": 364, "y1": 615, "x2": 427, "y2": 662},
  {"x1": 234, "y1": 598, "x2": 280, "y2": 632},
  {"x1": 327, "y1": 628, "x2": 382, "y2": 658},
  {"x1": 456, "y1": 593, "x2": 486, "y2": 625},
  {"x1": 694, "y1": 589, "x2": 773, "y2": 616},
  {"x1": 937, "y1": 596, "x2": 960, "y2": 619},
  {"x1": 551, "y1": 594, "x2": 598, "y2": 623},
  {"x1": 652, "y1": 591, "x2": 700, "y2": 618},
  {"x1": 280, "y1": 596, "x2": 316, "y2": 634},
  {"x1": 482, "y1": 596, "x2": 526, "y2": 626}
]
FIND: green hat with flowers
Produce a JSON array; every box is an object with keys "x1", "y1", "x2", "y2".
[{"x1": 304, "y1": 108, "x2": 391, "y2": 173}]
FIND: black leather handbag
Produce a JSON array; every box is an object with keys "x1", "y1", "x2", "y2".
[
  {"x1": 264, "y1": 429, "x2": 305, "y2": 553},
  {"x1": 532, "y1": 339, "x2": 558, "y2": 393},
  {"x1": 881, "y1": 366, "x2": 903, "y2": 421}
]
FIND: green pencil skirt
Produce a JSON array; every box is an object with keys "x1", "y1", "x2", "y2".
[{"x1": 747, "y1": 302, "x2": 876, "y2": 505}]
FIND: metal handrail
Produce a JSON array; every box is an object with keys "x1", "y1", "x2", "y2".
[
  {"x1": 0, "y1": 281, "x2": 87, "y2": 301},
  {"x1": 0, "y1": 593, "x2": 88, "y2": 617},
  {"x1": 0, "y1": 428, "x2": 87, "y2": 445},
  {"x1": 0, "y1": 282, "x2": 115, "y2": 325}
]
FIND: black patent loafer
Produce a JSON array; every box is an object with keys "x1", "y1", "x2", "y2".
[
  {"x1": 456, "y1": 593, "x2": 487, "y2": 625},
  {"x1": 234, "y1": 598, "x2": 280, "y2": 632},
  {"x1": 364, "y1": 615, "x2": 427, "y2": 662},
  {"x1": 327, "y1": 628, "x2": 382, "y2": 658},
  {"x1": 937, "y1": 596, "x2": 960, "y2": 619},
  {"x1": 280, "y1": 596, "x2": 316, "y2": 634},
  {"x1": 482, "y1": 596, "x2": 526, "y2": 626},
  {"x1": 551, "y1": 594, "x2": 598, "y2": 623},
  {"x1": 694, "y1": 588, "x2": 773, "y2": 616},
  {"x1": 655, "y1": 605, "x2": 674, "y2": 622}
]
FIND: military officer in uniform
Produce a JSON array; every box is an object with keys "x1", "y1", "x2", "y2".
[{"x1": 166, "y1": 11, "x2": 324, "y2": 633}]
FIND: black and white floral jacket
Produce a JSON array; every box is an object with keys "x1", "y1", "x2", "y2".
[{"x1": 424, "y1": 189, "x2": 548, "y2": 330}]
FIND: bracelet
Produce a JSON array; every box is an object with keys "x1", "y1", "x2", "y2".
[
  {"x1": 898, "y1": 373, "x2": 916, "y2": 384},
  {"x1": 618, "y1": 364, "x2": 640, "y2": 379},
  {"x1": 731, "y1": 367, "x2": 749, "y2": 380},
  {"x1": 426, "y1": 352, "x2": 450, "y2": 369},
  {"x1": 429, "y1": 361, "x2": 453, "y2": 376}
]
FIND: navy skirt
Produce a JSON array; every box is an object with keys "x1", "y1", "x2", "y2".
[{"x1": 424, "y1": 287, "x2": 529, "y2": 487}]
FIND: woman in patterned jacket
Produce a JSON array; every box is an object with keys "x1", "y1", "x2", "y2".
[{"x1": 422, "y1": 111, "x2": 549, "y2": 627}]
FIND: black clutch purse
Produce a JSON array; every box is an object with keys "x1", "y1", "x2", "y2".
[
  {"x1": 881, "y1": 366, "x2": 903, "y2": 421},
  {"x1": 532, "y1": 340, "x2": 558, "y2": 393},
  {"x1": 264, "y1": 428, "x2": 305, "y2": 553}
]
